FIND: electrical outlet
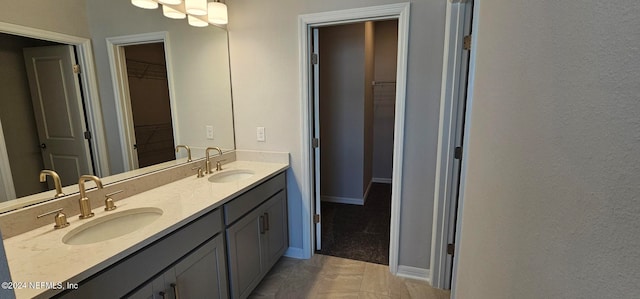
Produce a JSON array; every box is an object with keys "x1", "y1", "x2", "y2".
[
  {"x1": 206, "y1": 125, "x2": 214, "y2": 140},
  {"x1": 257, "y1": 127, "x2": 265, "y2": 142}
]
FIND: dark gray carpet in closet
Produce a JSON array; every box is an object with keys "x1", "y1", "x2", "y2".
[{"x1": 318, "y1": 183, "x2": 391, "y2": 265}]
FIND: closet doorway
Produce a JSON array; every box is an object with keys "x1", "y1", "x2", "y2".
[
  {"x1": 107, "y1": 33, "x2": 177, "y2": 171},
  {"x1": 312, "y1": 20, "x2": 399, "y2": 265}
]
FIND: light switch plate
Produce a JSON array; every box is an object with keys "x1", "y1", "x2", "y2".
[
  {"x1": 257, "y1": 127, "x2": 265, "y2": 142},
  {"x1": 206, "y1": 125, "x2": 214, "y2": 140}
]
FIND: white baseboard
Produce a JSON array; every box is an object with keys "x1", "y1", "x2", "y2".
[
  {"x1": 321, "y1": 195, "x2": 364, "y2": 205},
  {"x1": 372, "y1": 177, "x2": 392, "y2": 184},
  {"x1": 396, "y1": 265, "x2": 431, "y2": 283},
  {"x1": 284, "y1": 247, "x2": 305, "y2": 259}
]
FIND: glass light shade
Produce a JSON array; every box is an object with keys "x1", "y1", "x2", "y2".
[
  {"x1": 185, "y1": 0, "x2": 207, "y2": 16},
  {"x1": 207, "y1": 2, "x2": 228, "y2": 25},
  {"x1": 131, "y1": 0, "x2": 158, "y2": 9},
  {"x1": 158, "y1": 0, "x2": 182, "y2": 4},
  {"x1": 188, "y1": 15, "x2": 209, "y2": 27},
  {"x1": 163, "y1": 5, "x2": 186, "y2": 19}
]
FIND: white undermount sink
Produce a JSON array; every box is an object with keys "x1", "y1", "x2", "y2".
[
  {"x1": 208, "y1": 169, "x2": 255, "y2": 183},
  {"x1": 62, "y1": 207, "x2": 163, "y2": 245}
]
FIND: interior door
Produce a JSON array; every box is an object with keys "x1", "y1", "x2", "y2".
[
  {"x1": 445, "y1": 0, "x2": 474, "y2": 289},
  {"x1": 312, "y1": 27, "x2": 322, "y2": 250},
  {"x1": 23, "y1": 45, "x2": 93, "y2": 187}
]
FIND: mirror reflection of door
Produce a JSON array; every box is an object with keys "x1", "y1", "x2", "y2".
[
  {"x1": 23, "y1": 45, "x2": 94, "y2": 188},
  {"x1": 0, "y1": 32, "x2": 96, "y2": 202},
  {"x1": 122, "y1": 43, "x2": 176, "y2": 168}
]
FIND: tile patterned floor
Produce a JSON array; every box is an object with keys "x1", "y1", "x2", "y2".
[{"x1": 249, "y1": 254, "x2": 451, "y2": 299}]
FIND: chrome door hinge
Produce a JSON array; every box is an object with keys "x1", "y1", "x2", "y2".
[
  {"x1": 312, "y1": 138, "x2": 319, "y2": 148},
  {"x1": 313, "y1": 214, "x2": 320, "y2": 223},
  {"x1": 463, "y1": 35, "x2": 472, "y2": 50},
  {"x1": 454, "y1": 146, "x2": 463, "y2": 160},
  {"x1": 73, "y1": 64, "x2": 81, "y2": 74},
  {"x1": 84, "y1": 131, "x2": 92, "y2": 140},
  {"x1": 311, "y1": 53, "x2": 319, "y2": 65},
  {"x1": 447, "y1": 243, "x2": 455, "y2": 256}
]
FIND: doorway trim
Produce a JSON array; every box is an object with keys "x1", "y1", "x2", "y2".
[
  {"x1": 0, "y1": 21, "x2": 110, "y2": 179},
  {"x1": 106, "y1": 32, "x2": 178, "y2": 172},
  {"x1": 431, "y1": 0, "x2": 474, "y2": 289},
  {"x1": 298, "y1": 3, "x2": 411, "y2": 275}
]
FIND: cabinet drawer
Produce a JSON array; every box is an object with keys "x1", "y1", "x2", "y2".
[{"x1": 224, "y1": 172, "x2": 285, "y2": 225}]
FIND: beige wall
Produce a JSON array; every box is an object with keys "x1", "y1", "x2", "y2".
[
  {"x1": 372, "y1": 20, "x2": 398, "y2": 180},
  {"x1": 228, "y1": 0, "x2": 446, "y2": 269},
  {"x1": 455, "y1": 1, "x2": 640, "y2": 297},
  {"x1": 363, "y1": 21, "x2": 375, "y2": 195},
  {"x1": 0, "y1": 34, "x2": 55, "y2": 199},
  {"x1": 0, "y1": 0, "x2": 90, "y2": 37},
  {"x1": 319, "y1": 23, "x2": 365, "y2": 200}
]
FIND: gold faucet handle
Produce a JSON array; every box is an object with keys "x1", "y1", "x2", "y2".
[
  {"x1": 104, "y1": 190, "x2": 123, "y2": 211},
  {"x1": 37, "y1": 208, "x2": 70, "y2": 229},
  {"x1": 216, "y1": 159, "x2": 227, "y2": 171},
  {"x1": 192, "y1": 167, "x2": 204, "y2": 178}
]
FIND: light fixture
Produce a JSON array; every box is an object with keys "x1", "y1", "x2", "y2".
[
  {"x1": 185, "y1": 0, "x2": 207, "y2": 16},
  {"x1": 131, "y1": 0, "x2": 158, "y2": 9},
  {"x1": 158, "y1": 0, "x2": 182, "y2": 4},
  {"x1": 132, "y1": 0, "x2": 229, "y2": 27},
  {"x1": 188, "y1": 15, "x2": 209, "y2": 27},
  {"x1": 207, "y1": 1, "x2": 228, "y2": 25},
  {"x1": 163, "y1": 5, "x2": 186, "y2": 19}
]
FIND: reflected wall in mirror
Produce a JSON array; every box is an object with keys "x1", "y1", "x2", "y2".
[{"x1": 0, "y1": 0, "x2": 234, "y2": 211}]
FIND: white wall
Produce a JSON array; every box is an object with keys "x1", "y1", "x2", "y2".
[
  {"x1": 454, "y1": 1, "x2": 640, "y2": 298},
  {"x1": 0, "y1": 34, "x2": 52, "y2": 198},
  {"x1": 0, "y1": 0, "x2": 89, "y2": 38},
  {"x1": 372, "y1": 20, "x2": 398, "y2": 181},
  {"x1": 319, "y1": 23, "x2": 366, "y2": 201},
  {"x1": 85, "y1": 0, "x2": 234, "y2": 173},
  {"x1": 363, "y1": 21, "x2": 375, "y2": 195},
  {"x1": 228, "y1": 0, "x2": 446, "y2": 269}
]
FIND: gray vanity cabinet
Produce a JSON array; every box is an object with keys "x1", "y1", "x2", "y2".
[
  {"x1": 54, "y1": 209, "x2": 227, "y2": 299},
  {"x1": 225, "y1": 173, "x2": 288, "y2": 299},
  {"x1": 127, "y1": 234, "x2": 228, "y2": 299}
]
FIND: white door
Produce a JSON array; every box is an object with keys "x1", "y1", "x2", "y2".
[
  {"x1": 23, "y1": 45, "x2": 93, "y2": 187},
  {"x1": 312, "y1": 28, "x2": 322, "y2": 250}
]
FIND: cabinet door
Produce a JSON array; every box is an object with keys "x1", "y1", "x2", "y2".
[
  {"x1": 263, "y1": 191, "x2": 288, "y2": 268},
  {"x1": 126, "y1": 275, "x2": 165, "y2": 299},
  {"x1": 226, "y1": 207, "x2": 266, "y2": 299},
  {"x1": 169, "y1": 234, "x2": 229, "y2": 299}
]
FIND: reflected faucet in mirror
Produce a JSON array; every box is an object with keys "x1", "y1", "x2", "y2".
[
  {"x1": 39, "y1": 170, "x2": 65, "y2": 198},
  {"x1": 205, "y1": 147, "x2": 223, "y2": 174},
  {"x1": 78, "y1": 175, "x2": 104, "y2": 219},
  {"x1": 176, "y1": 145, "x2": 192, "y2": 162}
]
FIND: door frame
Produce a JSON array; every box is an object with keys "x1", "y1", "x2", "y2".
[
  {"x1": 431, "y1": 0, "x2": 474, "y2": 289},
  {"x1": 298, "y1": 3, "x2": 411, "y2": 275},
  {"x1": 0, "y1": 21, "x2": 110, "y2": 184},
  {"x1": 106, "y1": 32, "x2": 178, "y2": 172}
]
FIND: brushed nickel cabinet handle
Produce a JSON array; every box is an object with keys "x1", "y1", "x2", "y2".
[
  {"x1": 171, "y1": 283, "x2": 179, "y2": 299},
  {"x1": 264, "y1": 212, "x2": 270, "y2": 231}
]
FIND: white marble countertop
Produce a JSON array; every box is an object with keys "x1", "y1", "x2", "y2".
[{"x1": 2, "y1": 160, "x2": 288, "y2": 298}]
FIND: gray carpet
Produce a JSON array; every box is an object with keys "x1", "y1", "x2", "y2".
[{"x1": 318, "y1": 183, "x2": 391, "y2": 265}]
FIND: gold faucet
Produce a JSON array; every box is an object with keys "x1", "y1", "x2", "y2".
[
  {"x1": 204, "y1": 147, "x2": 223, "y2": 174},
  {"x1": 39, "y1": 170, "x2": 65, "y2": 198},
  {"x1": 175, "y1": 145, "x2": 192, "y2": 162},
  {"x1": 78, "y1": 175, "x2": 103, "y2": 219}
]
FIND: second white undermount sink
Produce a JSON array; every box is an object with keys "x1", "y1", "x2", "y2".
[
  {"x1": 62, "y1": 207, "x2": 163, "y2": 245},
  {"x1": 208, "y1": 169, "x2": 255, "y2": 183}
]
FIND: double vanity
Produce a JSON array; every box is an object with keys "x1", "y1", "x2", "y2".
[{"x1": 1, "y1": 151, "x2": 289, "y2": 299}]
